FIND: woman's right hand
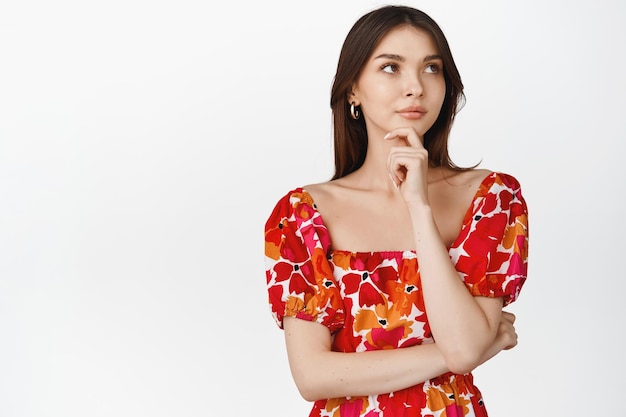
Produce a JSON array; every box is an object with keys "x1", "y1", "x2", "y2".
[
  {"x1": 476, "y1": 311, "x2": 518, "y2": 367},
  {"x1": 497, "y1": 311, "x2": 518, "y2": 351}
]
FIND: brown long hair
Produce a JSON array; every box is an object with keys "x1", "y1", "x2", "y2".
[{"x1": 330, "y1": 5, "x2": 469, "y2": 180}]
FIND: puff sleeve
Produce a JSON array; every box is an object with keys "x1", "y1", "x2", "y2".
[
  {"x1": 264, "y1": 188, "x2": 345, "y2": 331},
  {"x1": 450, "y1": 173, "x2": 529, "y2": 306}
]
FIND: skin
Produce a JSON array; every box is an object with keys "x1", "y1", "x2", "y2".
[{"x1": 283, "y1": 26, "x2": 518, "y2": 402}]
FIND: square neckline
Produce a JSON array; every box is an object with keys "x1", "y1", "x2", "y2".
[{"x1": 301, "y1": 171, "x2": 497, "y2": 256}]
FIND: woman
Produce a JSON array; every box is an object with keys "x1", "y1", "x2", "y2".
[{"x1": 264, "y1": 5, "x2": 528, "y2": 416}]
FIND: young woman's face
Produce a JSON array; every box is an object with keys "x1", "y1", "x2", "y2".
[{"x1": 350, "y1": 26, "x2": 446, "y2": 140}]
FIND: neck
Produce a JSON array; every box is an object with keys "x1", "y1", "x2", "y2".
[
  {"x1": 342, "y1": 133, "x2": 405, "y2": 192},
  {"x1": 341, "y1": 134, "x2": 450, "y2": 191}
]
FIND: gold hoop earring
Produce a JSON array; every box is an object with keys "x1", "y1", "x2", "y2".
[{"x1": 350, "y1": 102, "x2": 360, "y2": 120}]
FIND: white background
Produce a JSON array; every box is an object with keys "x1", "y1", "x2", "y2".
[{"x1": 1, "y1": 0, "x2": 625, "y2": 416}]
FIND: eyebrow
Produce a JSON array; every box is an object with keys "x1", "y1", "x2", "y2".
[{"x1": 373, "y1": 53, "x2": 443, "y2": 62}]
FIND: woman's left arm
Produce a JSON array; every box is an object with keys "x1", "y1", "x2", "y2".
[
  {"x1": 386, "y1": 127, "x2": 525, "y2": 374},
  {"x1": 410, "y1": 204, "x2": 505, "y2": 374}
]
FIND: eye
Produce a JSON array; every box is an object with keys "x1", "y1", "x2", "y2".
[
  {"x1": 424, "y1": 63, "x2": 441, "y2": 74},
  {"x1": 381, "y1": 63, "x2": 400, "y2": 74}
]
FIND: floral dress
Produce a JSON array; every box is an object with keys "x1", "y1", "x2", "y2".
[{"x1": 264, "y1": 172, "x2": 529, "y2": 417}]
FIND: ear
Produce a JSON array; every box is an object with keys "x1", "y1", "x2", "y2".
[{"x1": 347, "y1": 85, "x2": 360, "y2": 106}]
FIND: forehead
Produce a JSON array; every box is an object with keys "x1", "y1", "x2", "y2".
[{"x1": 372, "y1": 25, "x2": 439, "y2": 57}]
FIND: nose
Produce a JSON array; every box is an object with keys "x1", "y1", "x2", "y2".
[{"x1": 405, "y1": 74, "x2": 424, "y2": 97}]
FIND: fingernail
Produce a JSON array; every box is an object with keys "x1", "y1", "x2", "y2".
[{"x1": 388, "y1": 173, "x2": 399, "y2": 189}]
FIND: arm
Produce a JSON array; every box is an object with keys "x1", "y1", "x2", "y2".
[
  {"x1": 284, "y1": 312, "x2": 517, "y2": 401},
  {"x1": 475, "y1": 310, "x2": 518, "y2": 366},
  {"x1": 410, "y1": 206, "x2": 504, "y2": 374},
  {"x1": 386, "y1": 128, "x2": 518, "y2": 374},
  {"x1": 283, "y1": 310, "x2": 517, "y2": 402},
  {"x1": 263, "y1": 191, "x2": 447, "y2": 401},
  {"x1": 283, "y1": 316, "x2": 448, "y2": 401},
  {"x1": 266, "y1": 182, "x2": 521, "y2": 401}
]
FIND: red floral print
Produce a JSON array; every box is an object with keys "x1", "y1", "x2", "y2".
[{"x1": 264, "y1": 172, "x2": 529, "y2": 416}]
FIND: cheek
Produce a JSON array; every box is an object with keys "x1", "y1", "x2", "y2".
[
  {"x1": 360, "y1": 88, "x2": 391, "y2": 112},
  {"x1": 428, "y1": 84, "x2": 446, "y2": 122},
  {"x1": 436, "y1": 78, "x2": 447, "y2": 96},
  {"x1": 433, "y1": 81, "x2": 447, "y2": 108}
]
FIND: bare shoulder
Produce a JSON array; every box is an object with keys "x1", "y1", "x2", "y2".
[
  {"x1": 302, "y1": 178, "x2": 354, "y2": 208},
  {"x1": 434, "y1": 168, "x2": 492, "y2": 187},
  {"x1": 302, "y1": 181, "x2": 335, "y2": 201},
  {"x1": 428, "y1": 168, "x2": 494, "y2": 246},
  {"x1": 465, "y1": 168, "x2": 494, "y2": 184}
]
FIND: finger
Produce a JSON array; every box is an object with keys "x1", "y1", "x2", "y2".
[
  {"x1": 384, "y1": 129, "x2": 420, "y2": 147},
  {"x1": 387, "y1": 153, "x2": 428, "y2": 181},
  {"x1": 505, "y1": 333, "x2": 518, "y2": 350},
  {"x1": 500, "y1": 324, "x2": 518, "y2": 350},
  {"x1": 504, "y1": 341, "x2": 517, "y2": 350},
  {"x1": 387, "y1": 147, "x2": 429, "y2": 167},
  {"x1": 387, "y1": 152, "x2": 420, "y2": 182},
  {"x1": 388, "y1": 172, "x2": 401, "y2": 190},
  {"x1": 387, "y1": 159, "x2": 407, "y2": 184},
  {"x1": 384, "y1": 127, "x2": 424, "y2": 148},
  {"x1": 501, "y1": 311, "x2": 516, "y2": 324}
]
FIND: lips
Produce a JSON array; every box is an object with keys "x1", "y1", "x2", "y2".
[{"x1": 397, "y1": 106, "x2": 426, "y2": 120}]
